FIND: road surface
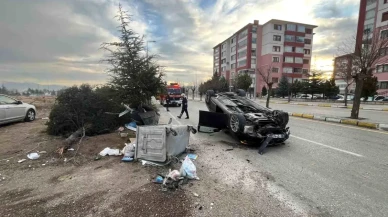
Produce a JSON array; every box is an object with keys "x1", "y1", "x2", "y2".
[{"x1": 162, "y1": 100, "x2": 388, "y2": 217}]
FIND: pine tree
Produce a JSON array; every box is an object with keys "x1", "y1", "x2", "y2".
[
  {"x1": 277, "y1": 76, "x2": 289, "y2": 98},
  {"x1": 261, "y1": 86, "x2": 267, "y2": 96}
]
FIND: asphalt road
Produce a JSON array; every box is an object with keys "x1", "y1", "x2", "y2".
[{"x1": 163, "y1": 100, "x2": 388, "y2": 217}]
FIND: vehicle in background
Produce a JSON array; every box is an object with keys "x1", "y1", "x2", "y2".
[
  {"x1": 0, "y1": 94, "x2": 36, "y2": 125},
  {"x1": 337, "y1": 95, "x2": 354, "y2": 101},
  {"x1": 298, "y1": 94, "x2": 317, "y2": 99},
  {"x1": 360, "y1": 95, "x2": 385, "y2": 102},
  {"x1": 382, "y1": 97, "x2": 388, "y2": 101},
  {"x1": 159, "y1": 83, "x2": 182, "y2": 107},
  {"x1": 374, "y1": 95, "x2": 386, "y2": 101}
]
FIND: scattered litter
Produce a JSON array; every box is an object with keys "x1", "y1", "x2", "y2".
[
  {"x1": 117, "y1": 126, "x2": 125, "y2": 132},
  {"x1": 120, "y1": 132, "x2": 128, "y2": 138},
  {"x1": 154, "y1": 176, "x2": 164, "y2": 184},
  {"x1": 94, "y1": 156, "x2": 101, "y2": 161},
  {"x1": 246, "y1": 159, "x2": 251, "y2": 163},
  {"x1": 199, "y1": 206, "x2": 203, "y2": 210},
  {"x1": 28, "y1": 165, "x2": 31, "y2": 168},
  {"x1": 27, "y1": 153, "x2": 40, "y2": 160},
  {"x1": 241, "y1": 140, "x2": 248, "y2": 145},
  {"x1": 42, "y1": 164, "x2": 46, "y2": 166},
  {"x1": 18, "y1": 159, "x2": 26, "y2": 163},
  {"x1": 42, "y1": 117, "x2": 49, "y2": 120},
  {"x1": 141, "y1": 160, "x2": 166, "y2": 166},
  {"x1": 121, "y1": 143, "x2": 136, "y2": 158},
  {"x1": 121, "y1": 156, "x2": 134, "y2": 162},
  {"x1": 225, "y1": 147, "x2": 234, "y2": 151},
  {"x1": 58, "y1": 175, "x2": 72, "y2": 181},
  {"x1": 125, "y1": 122, "x2": 137, "y2": 131},
  {"x1": 187, "y1": 154, "x2": 198, "y2": 160},
  {"x1": 99, "y1": 147, "x2": 122, "y2": 156},
  {"x1": 64, "y1": 158, "x2": 67, "y2": 162},
  {"x1": 193, "y1": 192, "x2": 199, "y2": 197},
  {"x1": 186, "y1": 147, "x2": 196, "y2": 153},
  {"x1": 167, "y1": 169, "x2": 181, "y2": 181},
  {"x1": 210, "y1": 203, "x2": 214, "y2": 206},
  {"x1": 38, "y1": 151, "x2": 47, "y2": 154},
  {"x1": 180, "y1": 156, "x2": 199, "y2": 180},
  {"x1": 67, "y1": 148, "x2": 75, "y2": 151}
]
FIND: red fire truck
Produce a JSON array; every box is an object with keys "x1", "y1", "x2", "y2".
[{"x1": 160, "y1": 83, "x2": 182, "y2": 107}]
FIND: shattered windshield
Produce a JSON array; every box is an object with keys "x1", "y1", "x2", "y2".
[{"x1": 167, "y1": 88, "x2": 181, "y2": 95}]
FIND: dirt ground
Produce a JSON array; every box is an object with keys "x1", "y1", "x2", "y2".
[{"x1": 0, "y1": 97, "x2": 302, "y2": 217}]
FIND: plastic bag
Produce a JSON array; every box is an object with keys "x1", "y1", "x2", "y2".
[
  {"x1": 121, "y1": 143, "x2": 136, "y2": 158},
  {"x1": 99, "y1": 147, "x2": 121, "y2": 156},
  {"x1": 167, "y1": 169, "x2": 181, "y2": 181},
  {"x1": 180, "y1": 156, "x2": 199, "y2": 180},
  {"x1": 27, "y1": 153, "x2": 40, "y2": 160}
]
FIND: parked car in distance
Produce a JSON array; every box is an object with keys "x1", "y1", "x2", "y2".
[
  {"x1": 374, "y1": 95, "x2": 386, "y2": 101},
  {"x1": 0, "y1": 94, "x2": 36, "y2": 125},
  {"x1": 382, "y1": 97, "x2": 388, "y2": 101},
  {"x1": 298, "y1": 94, "x2": 317, "y2": 99}
]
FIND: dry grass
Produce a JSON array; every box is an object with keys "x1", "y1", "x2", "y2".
[{"x1": 16, "y1": 96, "x2": 56, "y2": 110}]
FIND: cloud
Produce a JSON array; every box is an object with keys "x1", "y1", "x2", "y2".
[{"x1": 0, "y1": 0, "x2": 360, "y2": 86}]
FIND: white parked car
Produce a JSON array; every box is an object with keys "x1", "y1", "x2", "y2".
[{"x1": 0, "y1": 94, "x2": 36, "y2": 125}]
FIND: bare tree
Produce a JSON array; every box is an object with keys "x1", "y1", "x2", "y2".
[
  {"x1": 190, "y1": 85, "x2": 196, "y2": 100},
  {"x1": 257, "y1": 64, "x2": 274, "y2": 108},
  {"x1": 334, "y1": 54, "x2": 354, "y2": 106},
  {"x1": 337, "y1": 27, "x2": 388, "y2": 118}
]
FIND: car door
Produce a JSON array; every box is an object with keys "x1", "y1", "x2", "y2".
[{"x1": 0, "y1": 95, "x2": 25, "y2": 121}]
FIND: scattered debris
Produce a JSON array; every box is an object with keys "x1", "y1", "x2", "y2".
[
  {"x1": 67, "y1": 148, "x2": 74, "y2": 151},
  {"x1": 27, "y1": 153, "x2": 40, "y2": 160},
  {"x1": 99, "y1": 147, "x2": 122, "y2": 156},
  {"x1": 199, "y1": 206, "x2": 203, "y2": 210},
  {"x1": 180, "y1": 156, "x2": 199, "y2": 180},
  {"x1": 18, "y1": 159, "x2": 26, "y2": 163},
  {"x1": 154, "y1": 175, "x2": 164, "y2": 184},
  {"x1": 42, "y1": 117, "x2": 49, "y2": 120},
  {"x1": 141, "y1": 160, "x2": 167, "y2": 166},
  {"x1": 210, "y1": 203, "x2": 214, "y2": 206},
  {"x1": 42, "y1": 164, "x2": 46, "y2": 166},
  {"x1": 120, "y1": 132, "x2": 128, "y2": 138},
  {"x1": 241, "y1": 140, "x2": 248, "y2": 145},
  {"x1": 117, "y1": 126, "x2": 125, "y2": 132},
  {"x1": 122, "y1": 143, "x2": 136, "y2": 158},
  {"x1": 58, "y1": 175, "x2": 72, "y2": 181},
  {"x1": 167, "y1": 169, "x2": 181, "y2": 181},
  {"x1": 121, "y1": 156, "x2": 134, "y2": 162},
  {"x1": 193, "y1": 192, "x2": 199, "y2": 197},
  {"x1": 125, "y1": 122, "x2": 137, "y2": 131},
  {"x1": 38, "y1": 151, "x2": 47, "y2": 154},
  {"x1": 225, "y1": 147, "x2": 234, "y2": 151},
  {"x1": 246, "y1": 159, "x2": 251, "y2": 163},
  {"x1": 187, "y1": 153, "x2": 198, "y2": 160},
  {"x1": 64, "y1": 158, "x2": 67, "y2": 162},
  {"x1": 94, "y1": 156, "x2": 101, "y2": 161}
]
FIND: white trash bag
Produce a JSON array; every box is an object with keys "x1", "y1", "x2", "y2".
[{"x1": 180, "y1": 156, "x2": 199, "y2": 180}]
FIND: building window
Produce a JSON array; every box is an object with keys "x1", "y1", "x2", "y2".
[
  {"x1": 304, "y1": 49, "x2": 311, "y2": 54},
  {"x1": 251, "y1": 58, "x2": 256, "y2": 64},
  {"x1": 296, "y1": 47, "x2": 304, "y2": 53},
  {"x1": 366, "y1": 0, "x2": 376, "y2": 5},
  {"x1": 238, "y1": 39, "x2": 247, "y2": 48},
  {"x1": 272, "y1": 77, "x2": 279, "y2": 83},
  {"x1": 238, "y1": 50, "x2": 246, "y2": 58},
  {"x1": 231, "y1": 54, "x2": 236, "y2": 60},
  {"x1": 231, "y1": 46, "x2": 236, "y2": 52},
  {"x1": 251, "y1": 49, "x2": 256, "y2": 56},
  {"x1": 297, "y1": 25, "x2": 305, "y2": 33},
  {"x1": 366, "y1": 9, "x2": 376, "y2": 20},
  {"x1": 296, "y1": 36, "x2": 304, "y2": 43},
  {"x1": 274, "y1": 24, "x2": 282, "y2": 30},
  {"x1": 305, "y1": 28, "x2": 312, "y2": 34},
  {"x1": 380, "y1": 81, "x2": 388, "y2": 89},
  {"x1": 273, "y1": 35, "x2": 281, "y2": 41},
  {"x1": 295, "y1": 57, "x2": 303, "y2": 64},
  {"x1": 222, "y1": 58, "x2": 226, "y2": 64},
  {"x1": 239, "y1": 29, "x2": 248, "y2": 39},
  {"x1": 385, "y1": 0, "x2": 388, "y2": 4},
  {"x1": 252, "y1": 37, "x2": 257, "y2": 44},
  {"x1": 376, "y1": 64, "x2": 388, "y2": 72},
  {"x1": 221, "y1": 51, "x2": 225, "y2": 57},
  {"x1": 382, "y1": 12, "x2": 388, "y2": 22},
  {"x1": 285, "y1": 35, "x2": 295, "y2": 42},
  {"x1": 273, "y1": 46, "x2": 281, "y2": 52},
  {"x1": 238, "y1": 59, "x2": 246, "y2": 67},
  {"x1": 304, "y1": 39, "x2": 312, "y2": 44},
  {"x1": 272, "y1": 68, "x2": 279, "y2": 73},
  {"x1": 222, "y1": 43, "x2": 226, "y2": 49},
  {"x1": 302, "y1": 69, "x2": 309, "y2": 74},
  {"x1": 380, "y1": 48, "x2": 388, "y2": 56},
  {"x1": 303, "y1": 59, "x2": 310, "y2": 64},
  {"x1": 364, "y1": 24, "x2": 373, "y2": 34},
  {"x1": 286, "y1": 24, "x2": 296, "y2": 31},
  {"x1": 252, "y1": 26, "x2": 257, "y2": 32},
  {"x1": 231, "y1": 37, "x2": 235, "y2": 43},
  {"x1": 222, "y1": 66, "x2": 226, "y2": 72},
  {"x1": 273, "y1": 56, "x2": 280, "y2": 62},
  {"x1": 283, "y1": 67, "x2": 292, "y2": 73},
  {"x1": 293, "y1": 68, "x2": 302, "y2": 73},
  {"x1": 381, "y1": 30, "x2": 388, "y2": 39},
  {"x1": 285, "y1": 46, "x2": 292, "y2": 52},
  {"x1": 231, "y1": 63, "x2": 236, "y2": 69},
  {"x1": 284, "y1": 56, "x2": 294, "y2": 63}
]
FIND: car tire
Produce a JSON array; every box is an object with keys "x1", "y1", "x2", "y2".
[
  {"x1": 25, "y1": 109, "x2": 36, "y2": 122},
  {"x1": 228, "y1": 114, "x2": 246, "y2": 134}
]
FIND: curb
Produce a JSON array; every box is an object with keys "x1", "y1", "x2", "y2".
[
  {"x1": 260, "y1": 101, "x2": 388, "y2": 111},
  {"x1": 289, "y1": 112, "x2": 388, "y2": 131}
]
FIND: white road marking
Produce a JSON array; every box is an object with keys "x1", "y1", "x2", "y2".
[{"x1": 290, "y1": 135, "x2": 364, "y2": 158}]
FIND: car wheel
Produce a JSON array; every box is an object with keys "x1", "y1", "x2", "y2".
[
  {"x1": 228, "y1": 114, "x2": 246, "y2": 134},
  {"x1": 25, "y1": 109, "x2": 36, "y2": 122}
]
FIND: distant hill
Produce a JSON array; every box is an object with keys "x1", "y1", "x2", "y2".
[{"x1": 2, "y1": 81, "x2": 67, "y2": 92}]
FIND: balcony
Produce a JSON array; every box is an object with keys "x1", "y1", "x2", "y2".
[
  {"x1": 283, "y1": 52, "x2": 304, "y2": 57},
  {"x1": 284, "y1": 30, "x2": 305, "y2": 37},
  {"x1": 283, "y1": 62, "x2": 303, "y2": 68}
]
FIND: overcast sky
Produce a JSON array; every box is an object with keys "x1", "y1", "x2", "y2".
[{"x1": 0, "y1": 0, "x2": 359, "y2": 86}]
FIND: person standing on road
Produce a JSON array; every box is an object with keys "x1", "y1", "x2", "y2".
[
  {"x1": 165, "y1": 93, "x2": 171, "y2": 112},
  {"x1": 177, "y1": 93, "x2": 189, "y2": 119}
]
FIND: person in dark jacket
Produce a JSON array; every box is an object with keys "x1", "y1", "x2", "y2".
[
  {"x1": 177, "y1": 93, "x2": 189, "y2": 119},
  {"x1": 165, "y1": 93, "x2": 171, "y2": 112}
]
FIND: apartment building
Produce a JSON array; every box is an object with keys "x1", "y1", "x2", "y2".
[
  {"x1": 213, "y1": 20, "x2": 317, "y2": 94},
  {"x1": 335, "y1": 0, "x2": 388, "y2": 95}
]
